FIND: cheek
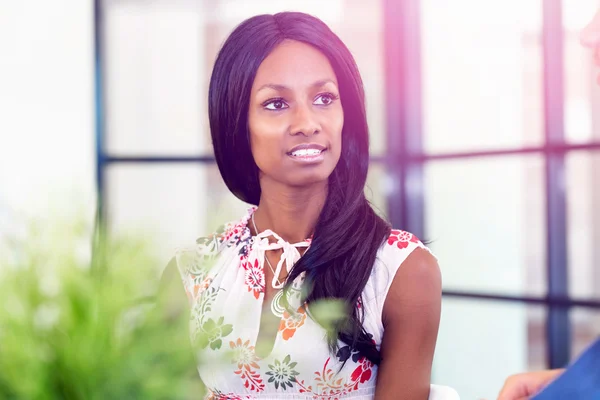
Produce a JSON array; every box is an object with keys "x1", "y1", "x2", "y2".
[
  {"x1": 248, "y1": 114, "x2": 286, "y2": 170},
  {"x1": 330, "y1": 111, "x2": 344, "y2": 156},
  {"x1": 335, "y1": 113, "x2": 344, "y2": 142}
]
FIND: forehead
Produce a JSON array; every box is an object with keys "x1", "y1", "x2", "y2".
[{"x1": 252, "y1": 40, "x2": 338, "y2": 88}]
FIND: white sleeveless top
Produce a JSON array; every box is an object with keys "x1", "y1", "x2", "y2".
[{"x1": 175, "y1": 208, "x2": 428, "y2": 399}]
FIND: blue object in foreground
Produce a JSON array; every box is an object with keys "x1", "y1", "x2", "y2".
[{"x1": 533, "y1": 337, "x2": 600, "y2": 399}]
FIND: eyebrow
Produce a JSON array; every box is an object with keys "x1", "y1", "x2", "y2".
[{"x1": 256, "y1": 79, "x2": 337, "y2": 93}]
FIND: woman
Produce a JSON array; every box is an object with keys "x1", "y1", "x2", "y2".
[{"x1": 161, "y1": 11, "x2": 441, "y2": 399}]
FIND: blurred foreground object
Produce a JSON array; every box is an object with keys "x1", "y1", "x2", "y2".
[{"x1": 0, "y1": 216, "x2": 204, "y2": 400}]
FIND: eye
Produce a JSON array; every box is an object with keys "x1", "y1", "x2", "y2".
[
  {"x1": 314, "y1": 93, "x2": 339, "y2": 106},
  {"x1": 263, "y1": 98, "x2": 289, "y2": 111}
]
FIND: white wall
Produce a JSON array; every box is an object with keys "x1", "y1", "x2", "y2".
[{"x1": 0, "y1": 1, "x2": 96, "y2": 236}]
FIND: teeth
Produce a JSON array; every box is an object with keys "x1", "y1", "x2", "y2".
[{"x1": 291, "y1": 149, "x2": 322, "y2": 157}]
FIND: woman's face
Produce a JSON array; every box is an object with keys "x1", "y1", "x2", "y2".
[{"x1": 248, "y1": 40, "x2": 343, "y2": 189}]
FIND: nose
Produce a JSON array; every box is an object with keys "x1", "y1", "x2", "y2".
[
  {"x1": 580, "y1": 9, "x2": 600, "y2": 48},
  {"x1": 290, "y1": 103, "x2": 320, "y2": 137}
]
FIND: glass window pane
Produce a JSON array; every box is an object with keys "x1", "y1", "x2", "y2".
[
  {"x1": 571, "y1": 307, "x2": 600, "y2": 362},
  {"x1": 337, "y1": 0, "x2": 386, "y2": 156},
  {"x1": 366, "y1": 163, "x2": 389, "y2": 219},
  {"x1": 564, "y1": 0, "x2": 599, "y2": 143},
  {"x1": 104, "y1": 0, "x2": 207, "y2": 156},
  {"x1": 425, "y1": 156, "x2": 546, "y2": 296},
  {"x1": 433, "y1": 298, "x2": 547, "y2": 399},
  {"x1": 106, "y1": 163, "x2": 249, "y2": 264},
  {"x1": 103, "y1": 0, "x2": 386, "y2": 156},
  {"x1": 567, "y1": 151, "x2": 600, "y2": 300},
  {"x1": 421, "y1": 0, "x2": 543, "y2": 153}
]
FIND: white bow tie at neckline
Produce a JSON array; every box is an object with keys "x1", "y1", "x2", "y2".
[{"x1": 252, "y1": 229, "x2": 310, "y2": 290}]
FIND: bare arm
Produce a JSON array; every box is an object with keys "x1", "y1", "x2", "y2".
[{"x1": 375, "y1": 248, "x2": 442, "y2": 400}]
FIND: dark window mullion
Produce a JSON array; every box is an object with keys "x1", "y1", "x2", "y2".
[
  {"x1": 408, "y1": 141, "x2": 600, "y2": 162},
  {"x1": 94, "y1": 0, "x2": 107, "y2": 238},
  {"x1": 442, "y1": 291, "x2": 600, "y2": 309},
  {"x1": 542, "y1": 0, "x2": 570, "y2": 369},
  {"x1": 104, "y1": 155, "x2": 217, "y2": 164},
  {"x1": 383, "y1": 0, "x2": 425, "y2": 238}
]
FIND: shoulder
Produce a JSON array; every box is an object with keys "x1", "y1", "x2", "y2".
[
  {"x1": 386, "y1": 247, "x2": 441, "y2": 302},
  {"x1": 376, "y1": 229, "x2": 435, "y2": 274},
  {"x1": 367, "y1": 229, "x2": 438, "y2": 304},
  {"x1": 174, "y1": 209, "x2": 254, "y2": 277},
  {"x1": 194, "y1": 217, "x2": 250, "y2": 255},
  {"x1": 381, "y1": 230, "x2": 441, "y2": 324},
  {"x1": 385, "y1": 229, "x2": 427, "y2": 253}
]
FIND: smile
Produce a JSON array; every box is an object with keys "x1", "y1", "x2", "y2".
[
  {"x1": 290, "y1": 148, "x2": 324, "y2": 157},
  {"x1": 286, "y1": 143, "x2": 327, "y2": 164}
]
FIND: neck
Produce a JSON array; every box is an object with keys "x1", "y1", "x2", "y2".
[{"x1": 253, "y1": 178, "x2": 327, "y2": 243}]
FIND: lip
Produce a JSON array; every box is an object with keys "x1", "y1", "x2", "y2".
[
  {"x1": 286, "y1": 143, "x2": 327, "y2": 164},
  {"x1": 287, "y1": 143, "x2": 327, "y2": 154}
]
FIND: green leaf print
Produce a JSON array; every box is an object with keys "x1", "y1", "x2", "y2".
[
  {"x1": 266, "y1": 355, "x2": 300, "y2": 390},
  {"x1": 197, "y1": 317, "x2": 233, "y2": 350}
]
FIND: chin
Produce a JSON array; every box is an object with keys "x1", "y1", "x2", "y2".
[{"x1": 285, "y1": 170, "x2": 332, "y2": 188}]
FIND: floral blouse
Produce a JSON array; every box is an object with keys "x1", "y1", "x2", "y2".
[{"x1": 175, "y1": 208, "x2": 428, "y2": 399}]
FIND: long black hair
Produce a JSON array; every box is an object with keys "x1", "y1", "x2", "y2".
[{"x1": 208, "y1": 12, "x2": 391, "y2": 365}]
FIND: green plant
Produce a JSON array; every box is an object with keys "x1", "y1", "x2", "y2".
[{"x1": 0, "y1": 217, "x2": 204, "y2": 400}]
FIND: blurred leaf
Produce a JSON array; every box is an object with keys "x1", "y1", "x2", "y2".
[
  {"x1": 0, "y1": 216, "x2": 206, "y2": 400},
  {"x1": 308, "y1": 299, "x2": 347, "y2": 333}
]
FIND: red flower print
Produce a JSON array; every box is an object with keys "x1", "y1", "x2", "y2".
[
  {"x1": 299, "y1": 355, "x2": 376, "y2": 397},
  {"x1": 350, "y1": 357, "x2": 373, "y2": 384},
  {"x1": 223, "y1": 221, "x2": 246, "y2": 243},
  {"x1": 313, "y1": 357, "x2": 347, "y2": 397},
  {"x1": 243, "y1": 259, "x2": 264, "y2": 299},
  {"x1": 229, "y1": 338, "x2": 264, "y2": 392},
  {"x1": 206, "y1": 389, "x2": 251, "y2": 400},
  {"x1": 388, "y1": 229, "x2": 420, "y2": 249}
]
